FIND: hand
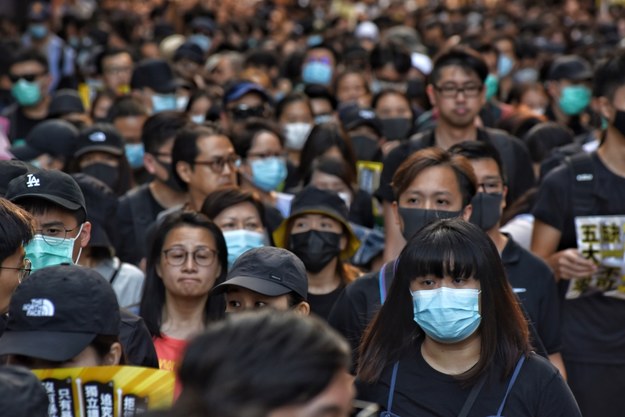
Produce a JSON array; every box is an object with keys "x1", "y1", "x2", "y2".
[{"x1": 551, "y1": 249, "x2": 597, "y2": 281}]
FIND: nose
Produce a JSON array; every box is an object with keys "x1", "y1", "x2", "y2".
[{"x1": 182, "y1": 253, "x2": 197, "y2": 271}]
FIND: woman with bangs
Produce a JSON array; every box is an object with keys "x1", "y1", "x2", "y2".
[{"x1": 356, "y1": 218, "x2": 580, "y2": 417}]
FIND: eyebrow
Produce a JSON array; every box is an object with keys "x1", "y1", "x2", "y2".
[{"x1": 39, "y1": 221, "x2": 69, "y2": 228}]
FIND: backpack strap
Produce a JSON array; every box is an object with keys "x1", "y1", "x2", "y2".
[
  {"x1": 378, "y1": 261, "x2": 397, "y2": 304},
  {"x1": 565, "y1": 152, "x2": 596, "y2": 217},
  {"x1": 495, "y1": 355, "x2": 526, "y2": 416},
  {"x1": 385, "y1": 361, "x2": 400, "y2": 414}
]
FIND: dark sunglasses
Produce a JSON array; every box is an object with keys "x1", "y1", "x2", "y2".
[
  {"x1": 227, "y1": 104, "x2": 266, "y2": 121},
  {"x1": 9, "y1": 73, "x2": 45, "y2": 83}
]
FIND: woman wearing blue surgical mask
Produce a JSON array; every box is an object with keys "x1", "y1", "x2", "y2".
[
  {"x1": 201, "y1": 187, "x2": 268, "y2": 270},
  {"x1": 232, "y1": 119, "x2": 292, "y2": 205},
  {"x1": 356, "y1": 218, "x2": 581, "y2": 417}
]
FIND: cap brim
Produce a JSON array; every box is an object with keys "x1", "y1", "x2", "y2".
[
  {"x1": 9, "y1": 145, "x2": 42, "y2": 161},
  {"x1": 0, "y1": 331, "x2": 95, "y2": 362},
  {"x1": 272, "y1": 208, "x2": 361, "y2": 259},
  {"x1": 212, "y1": 276, "x2": 293, "y2": 297},
  {"x1": 75, "y1": 145, "x2": 123, "y2": 158},
  {"x1": 11, "y1": 192, "x2": 82, "y2": 212}
]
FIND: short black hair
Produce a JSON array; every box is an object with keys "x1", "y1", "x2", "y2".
[
  {"x1": 448, "y1": 141, "x2": 507, "y2": 184},
  {"x1": 231, "y1": 118, "x2": 284, "y2": 158},
  {"x1": 16, "y1": 197, "x2": 86, "y2": 226},
  {"x1": 0, "y1": 198, "x2": 34, "y2": 265},
  {"x1": 141, "y1": 111, "x2": 190, "y2": 154},
  {"x1": 429, "y1": 45, "x2": 489, "y2": 86},
  {"x1": 593, "y1": 52, "x2": 625, "y2": 101},
  {"x1": 106, "y1": 96, "x2": 148, "y2": 122},
  {"x1": 201, "y1": 186, "x2": 266, "y2": 228},
  {"x1": 9, "y1": 48, "x2": 48, "y2": 73},
  {"x1": 95, "y1": 47, "x2": 133, "y2": 76},
  {"x1": 171, "y1": 123, "x2": 224, "y2": 190},
  {"x1": 370, "y1": 41, "x2": 412, "y2": 75}
]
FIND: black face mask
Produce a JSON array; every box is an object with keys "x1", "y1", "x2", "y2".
[
  {"x1": 154, "y1": 157, "x2": 185, "y2": 192},
  {"x1": 82, "y1": 163, "x2": 119, "y2": 191},
  {"x1": 380, "y1": 118, "x2": 412, "y2": 141},
  {"x1": 613, "y1": 110, "x2": 625, "y2": 138},
  {"x1": 469, "y1": 193, "x2": 503, "y2": 231},
  {"x1": 398, "y1": 207, "x2": 461, "y2": 241},
  {"x1": 350, "y1": 134, "x2": 382, "y2": 162},
  {"x1": 289, "y1": 230, "x2": 342, "y2": 273}
]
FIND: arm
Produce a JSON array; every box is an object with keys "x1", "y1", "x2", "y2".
[
  {"x1": 530, "y1": 220, "x2": 596, "y2": 281},
  {"x1": 547, "y1": 352, "x2": 567, "y2": 381}
]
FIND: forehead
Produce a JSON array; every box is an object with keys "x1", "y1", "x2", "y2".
[
  {"x1": 29, "y1": 205, "x2": 78, "y2": 228},
  {"x1": 405, "y1": 165, "x2": 461, "y2": 194},
  {"x1": 434, "y1": 65, "x2": 481, "y2": 84},
  {"x1": 470, "y1": 158, "x2": 501, "y2": 179},
  {"x1": 164, "y1": 225, "x2": 215, "y2": 246},
  {"x1": 215, "y1": 202, "x2": 261, "y2": 220},
  {"x1": 196, "y1": 134, "x2": 234, "y2": 156},
  {"x1": 293, "y1": 212, "x2": 340, "y2": 225},
  {"x1": 11, "y1": 60, "x2": 46, "y2": 74},
  {"x1": 251, "y1": 131, "x2": 281, "y2": 150}
]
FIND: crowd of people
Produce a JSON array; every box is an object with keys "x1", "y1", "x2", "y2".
[{"x1": 0, "y1": 0, "x2": 625, "y2": 416}]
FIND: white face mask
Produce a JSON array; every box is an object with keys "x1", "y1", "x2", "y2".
[
  {"x1": 338, "y1": 191, "x2": 352, "y2": 208},
  {"x1": 191, "y1": 114, "x2": 206, "y2": 124},
  {"x1": 284, "y1": 123, "x2": 312, "y2": 151}
]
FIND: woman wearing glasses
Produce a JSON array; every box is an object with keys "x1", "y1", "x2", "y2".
[{"x1": 139, "y1": 211, "x2": 227, "y2": 373}]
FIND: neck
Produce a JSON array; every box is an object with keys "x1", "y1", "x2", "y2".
[
  {"x1": 421, "y1": 332, "x2": 481, "y2": 375},
  {"x1": 550, "y1": 103, "x2": 571, "y2": 126},
  {"x1": 22, "y1": 96, "x2": 49, "y2": 119},
  {"x1": 240, "y1": 178, "x2": 274, "y2": 205},
  {"x1": 307, "y1": 258, "x2": 341, "y2": 294},
  {"x1": 161, "y1": 292, "x2": 208, "y2": 339},
  {"x1": 597, "y1": 129, "x2": 625, "y2": 177},
  {"x1": 149, "y1": 181, "x2": 187, "y2": 209},
  {"x1": 434, "y1": 123, "x2": 478, "y2": 149},
  {"x1": 487, "y1": 228, "x2": 508, "y2": 254},
  {"x1": 187, "y1": 189, "x2": 207, "y2": 212}
]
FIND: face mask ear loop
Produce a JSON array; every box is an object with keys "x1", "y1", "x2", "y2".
[{"x1": 72, "y1": 223, "x2": 85, "y2": 265}]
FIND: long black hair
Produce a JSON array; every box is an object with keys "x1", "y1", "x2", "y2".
[{"x1": 139, "y1": 211, "x2": 228, "y2": 337}]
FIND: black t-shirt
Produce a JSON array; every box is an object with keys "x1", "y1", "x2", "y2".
[
  {"x1": 502, "y1": 236, "x2": 562, "y2": 355},
  {"x1": 375, "y1": 128, "x2": 535, "y2": 206},
  {"x1": 356, "y1": 339, "x2": 581, "y2": 417},
  {"x1": 115, "y1": 184, "x2": 165, "y2": 265},
  {"x1": 119, "y1": 309, "x2": 159, "y2": 368},
  {"x1": 349, "y1": 189, "x2": 375, "y2": 229},
  {"x1": 308, "y1": 284, "x2": 345, "y2": 321},
  {"x1": 532, "y1": 152, "x2": 625, "y2": 363}
]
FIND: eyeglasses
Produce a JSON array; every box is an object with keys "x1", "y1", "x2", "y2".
[
  {"x1": 227, "y1": 104, "x2": 266, "y2": 121},
  {"x1": 35, "y1": 224, "x2": 81, "y2": 246},
  {"x1": 162, "y1": 248, "x2": 217, "y2": 267},
  {"x1": 0, "y1": 259, "x2": 32, "y2": 283},
  {"x1": 194, "y1": 155, "x2": 241, "y2": 174},
  {"x1": 9, "y1": 72, "x2": 46, "y2": 83},
  {"x1": 434, "y1": 83, "x2": 483, "y2": 98},
  {"x1": 478, "y1": 180, "x2": 504, "y2": 194},
  {"x1": 103, "y1": 66, "x2": 132, "y2": 75}
]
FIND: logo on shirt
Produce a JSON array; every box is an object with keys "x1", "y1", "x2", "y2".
[
  {"x1": 89, "y1": 131, "x2": 107, "y2": 142},
  {"x1": 576, "y1": 173, "x2": 593, "y2": 182},
  {"x1": 22, "y1": 298, "x2": 55, "y2": 317},
  {"x1": 26, "y1": 173, "x2": 40, "y2": 188}
]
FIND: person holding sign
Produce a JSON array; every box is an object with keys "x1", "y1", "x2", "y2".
[{"x1": 531, "y1": 52, "x2": 625, "y2": 417}]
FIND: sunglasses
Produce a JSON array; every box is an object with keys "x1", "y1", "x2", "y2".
[
  {"x1": 9, "y1": 73, "x2": 45, "y2": 83},
  {"x1": 227, "y1": 104, "x2": 266, "y2": 121}
]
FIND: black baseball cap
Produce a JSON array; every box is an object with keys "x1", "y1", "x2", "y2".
[
  {"x1": 130, "y1": 59, "x2": 181, "y2": 94},
  {"x1": 73, "y1": 173, "x2": 117, "y2": 250},
  {"x1": 272, "y1": 186, "x2": 360, "y2": 258},
  {"x1": 174, "y1": 42, "x2": 204, "y2": 65},
  {"x1": 74, "y1": 123, "x2": 124, "y2": 158},
  {"x1": 48, "y1": 89, "x2": 85, "y2": 117},
  {"x1": 212, "y1": 246, "x2": 308, "y2": 299},
  {"x1": 9, "y1": 119, "x2": 79, "y2": 161},
  {"x1": 0, "y1": 160, "x2": 38, "y2": 197},
  {"x1": 548, "y1": 55, "x2": 593, "y2": 81},
  {"x1": 5, "y1": 169, "x2": 87, "y2": 220},
  {"x1": 0, "y1": 265, "x2": 121, "y2": 362},
  {"x1": 339, "y1": 104, "x2": 383, "y2": 136}
]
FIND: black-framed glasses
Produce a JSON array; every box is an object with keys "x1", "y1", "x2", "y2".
[
  {"x1": 194, "y1": 155, "x2": 241, "y2": 174},
  {"x1": 162, "y1": 248, "x2": 217, "y2": 267},
  {"x1": 0, "y1": 259, "x2": 32, "y2": 283},
  {"x1": 434, "y1": 83, "x2": 483, "y2": 98},
  {"x1": 9, "y1": 73, "x2": 46, "y2": 83},
  {"x1": 35, "y1": 224, "x2": 81, "y2": 246}
]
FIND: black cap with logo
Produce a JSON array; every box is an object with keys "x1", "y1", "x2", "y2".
[{"x1": 0, "y1": 265, "x2": 120, "y2": 362}]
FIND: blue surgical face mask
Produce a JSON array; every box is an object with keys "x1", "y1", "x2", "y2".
[
  {"x1": 302, "y1": 61, "x2": 333, "y2": 86},
  {"x1": 223, "y1": 229, "x2": 266, "y2": 268},
  {"x1": 11, "y1": 79, "x2": 42, "y2": 106},
  {"x1": 412, "y1": 286, "x2": 481, "y2": 343},
  {"x1": 191, "y1": 114, "x2": 205, "y2": 124},
  {"x1": 125, "y1": 143, "x2": 145, "y2": 169},
  {"x1": 25, "y1": 225, "x2": 83, "y2": 271},
  {"x1": 28, "y1": 23, "x2": 48, "y2": 40},
  {"x1": 497, "y1": 54, "x2": 514, "y2": 77},
  {"x1": 484, "y1": 74, "x2": 499, "y2": 101},
  {"x1": 151, "y1": 93, "x2": 178, "y2": 113},
  {"x1": 559, "y1": 85, "x2": 591, "y2": 116},
  {"x1": 250, "y1": 157, "x2": 287, "y2": 192}
]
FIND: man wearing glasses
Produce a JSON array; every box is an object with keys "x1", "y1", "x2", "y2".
[
  {"x1": 220, "y1": 80, "x2": 272, "y2": 138},
  {"x1": 375, "y1": 45, "x2": 535, "y2": 261},
  {"x1": 0, "y1": 198, "x2": 34, "y2": 336},
  {"x1": 172, "y1": 124, "x2": 240, "y2": 212}
]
